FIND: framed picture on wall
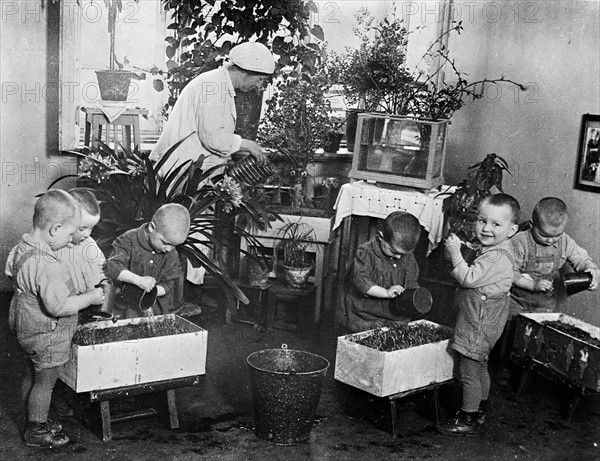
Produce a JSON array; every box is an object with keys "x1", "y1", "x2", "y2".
[{"x1": 575, "y1": 113, "x2": 600, "y2": 192}]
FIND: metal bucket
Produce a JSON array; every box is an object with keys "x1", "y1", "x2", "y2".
[{"x1": 247, "y1": 344, "x2": 329, "y2": 446}]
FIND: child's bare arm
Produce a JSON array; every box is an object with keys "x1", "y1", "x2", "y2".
[
  {"x1": 54, "y1": 287, "x2": 105, "y2": 316},
  {"x1": 366, "y1": 285, "x2": 405, "y2": 299},
  {"x1": 513, "y1": 274, "x2": 553, "y2": 292},
  {"x1": 117, "y1": 270, "x2": 156, "y2": 292}
]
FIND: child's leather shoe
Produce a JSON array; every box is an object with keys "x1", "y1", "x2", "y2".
[
  {"x1": 23, "y1": 421, "x2": 69, "y2": 447},
  {"x1": 437, "y1": 410, "x2": 481, "y2": 436},
  {"x1": 477, "y1": 400, "x2": 488, "y2": 424}
]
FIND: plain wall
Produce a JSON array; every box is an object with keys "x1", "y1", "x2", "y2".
[
  {"x1": 1, "y1": 1, "x2": 78, "y2": 291},
  {"x1": 444, "y1": 0, "x2": 600, "y2": 325}
]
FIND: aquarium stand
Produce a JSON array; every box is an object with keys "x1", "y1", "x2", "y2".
[{"x1": 83, "y1": 375, "x2": 201, "y2": 442}]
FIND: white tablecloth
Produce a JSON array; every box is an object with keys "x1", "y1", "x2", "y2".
[{"x1": 333, "y1": 181, "x2": 448, "y2": 254}]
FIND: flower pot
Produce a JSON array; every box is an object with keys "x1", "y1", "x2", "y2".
[
  {"x1": 244, "y1": 255, "x2": 272, "y2": 288},
  {"x1": 283, "y1": 264, "x2": 312, "y2": 289},
  {"x1": 345, "y1": 109, "x2": 364, "y2": 153},
  {"x1": 323, "y1": 132, "x2": 343, "y2": 154},
  {"x1": 95, "y1": 70, "x2": 133, "y2": 101}
]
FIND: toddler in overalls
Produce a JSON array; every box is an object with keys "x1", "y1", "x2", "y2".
[
  {"x1": 510, "y1": 197, "x2": 598, "y2": 315},
  {"x1": 496, "y1": 197, "x2": 600, "y2": 381},
  {"x1": 439, "y1": 194, "x2": 520, "y2": 436},
  {"x1": 5, "y1": 190, "x2": 105, "y2": 447}
]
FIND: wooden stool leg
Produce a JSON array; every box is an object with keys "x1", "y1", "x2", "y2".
[
  {"x1": 389, "y1": 398, "x2": 398, "y2": 437},
  {"x1": 99, "y1": 400, "x2": 112, "y2": 442},
  {"x1": 566, "y1": 395, "x2": 581, "y2": 422},
  {"x1": 124, "y1": 125, "x2": 132, "y2": 151},
  {"x1": 166, "y1": 389, "x2": 179, "y2": 429},
  {"x1": 432, "y1": 387, "x2": 441, "y2": 425},
  {"x1": 516, "y1": 367, "x2": 531, "y2": 395}
]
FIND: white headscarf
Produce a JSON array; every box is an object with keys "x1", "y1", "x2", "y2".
[{"x1": 229, "y1": 42, "x2": 275, "y2": 74}]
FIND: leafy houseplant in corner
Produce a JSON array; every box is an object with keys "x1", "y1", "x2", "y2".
[
  {"x1": 277, "y1": 221, "x2": 315, "y2": 289},
  {"x1": 442, "y1": 153, "x2": 511, "y2": 263}
]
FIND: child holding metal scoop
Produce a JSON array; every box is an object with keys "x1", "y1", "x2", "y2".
[{"x1": 107, "y1": 204, "x2": 190, "y2": 319}]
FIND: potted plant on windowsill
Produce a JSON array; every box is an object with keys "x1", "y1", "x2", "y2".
[
  {"x1": 93, "y1": 0, "x2": 144, "y2": 102},
  {"x1": 276, "y1": 221, "x2": 315, "y2": 289}
]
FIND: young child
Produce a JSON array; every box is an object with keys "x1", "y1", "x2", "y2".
[
  {"x1": 5, "y1": 190, "x2": 105, "y2": 447},
  {"x1": 106, "y1": 203, "x2": 190, "y2": 318},
  {"x1": 510, "y1": 197, "x2": 599, "y2": 315},
  {"x1": 339, "y1": 211, "x2": 422, "y2": 333},
  {"x1": 495, "y1": 197, "x2": 600, "y2": 381},
  {"x1": 439, "y1": 193, "x2": 520, "y2": 436},
  {"x1": 50, "y1": 188, "x2": 105, "y2": 416}
]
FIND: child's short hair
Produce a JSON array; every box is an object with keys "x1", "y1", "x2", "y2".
[
  {"x1": 382, "y1": 211, "x2": 421, "y2": 252},
  {"x1": 33, "y1": 190, "x2": 80, "y2": 230},
  {"x1": 69, "y1": 188, "x2": 100, "y2": 216},
  {"x1": 152, "y1": 203, "x2": 191, "y2": 236},
  {"x1": 532, "y1": 197, "x2": 568, "y2": 228},
  {"x1": 481, "y1": 193, "x2": 520, "y2": 224}
]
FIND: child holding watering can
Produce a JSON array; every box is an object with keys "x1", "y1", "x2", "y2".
[
  {"x1": 106, "y1": 204, "x2": 190, "y2": 319},
  {"x1": 494, "y1": 197, "x2": 600, "y2": 384},
  {"x1": 339, "y1": 211, "x2": 430, "y2": 333}
]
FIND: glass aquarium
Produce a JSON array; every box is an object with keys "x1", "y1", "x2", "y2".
[{"x1": 349, "y1": 113, "x2": 449, "y2": 190}]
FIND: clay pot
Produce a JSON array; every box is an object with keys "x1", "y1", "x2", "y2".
[
  {"x1": 391, "y1": 287, "x2": 433, "y2": 318},
  {"x1": 283, "y1": 265, "x2": 312, "y2": 289}
]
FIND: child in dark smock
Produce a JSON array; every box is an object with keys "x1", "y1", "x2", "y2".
[
  {"x1": 340, "y1": 211, "x2": 422, "y2": 333},
  {"x1": 439, "y1": 194, "x2": 520, "y2": 436},
  {"x1": 107, "y1": 204, "x2": 190, "y2": 319},
  {"x1": 5, "y1": 190, "x2": 104, "y2": 447}
]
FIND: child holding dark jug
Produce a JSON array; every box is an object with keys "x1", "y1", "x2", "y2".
[
  {"x1": 494, "y1": 197, "x2": 599, "y2": 384},
  {"x1": 338, "y1": 211, "x2": 423, "y2": 333}
]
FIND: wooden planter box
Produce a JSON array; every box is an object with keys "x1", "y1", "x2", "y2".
[
  {"x1": 334, "y1": 320, "x2": 457, "y2": 397},
  {"x1": 60, "y1": 314, "x2": 207, "y2": 392},
  {"x1": 512, "y1": 313, "x2": 600, "y2": 392}
]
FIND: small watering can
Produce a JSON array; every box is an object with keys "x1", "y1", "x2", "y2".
[
  {"x1": 553, "y1": 271, "x2": 593, "y2": 298},
  {"x1": 391, "y1": 287, "x2": 433, "y2": 318},
  {"x1": 139, "y1": 286, "x2": 158, "y2": 312},
  {"x1": 79, "y1": 279, "x2": 116, "y2": 323}
]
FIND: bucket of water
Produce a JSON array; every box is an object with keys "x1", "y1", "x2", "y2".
[{"x1": 247, "y1": 344, "x2": 329, "y2": 446}]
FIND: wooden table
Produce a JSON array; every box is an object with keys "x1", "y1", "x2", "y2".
[{"x1": 82, "y1": 106, "x2": 148, "y2": 151}]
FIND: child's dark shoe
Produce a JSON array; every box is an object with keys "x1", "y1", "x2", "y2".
[
  {"x1": 477, "y1": 400, "x2": 488, "y2": 424},
  {"x1": 437, "y1": 410, "x2": 481, "y2": 436},
  {"x1": 23, "y1": 421, "x2": 69, "y2": 447}
]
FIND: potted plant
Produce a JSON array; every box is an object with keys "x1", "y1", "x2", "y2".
[
  {"x1": 51, "y1": 137, "x2": 275, "y2": 319},
  {"x1": 441, "y1": 153, "x2": 511, "y2": 261},
  {"x1": 258, "y1": 72, "x2": 335, "y2": 208},
  {"x1": 160, "y1": 0, "x2": 325, "y2": 122},
  {"x1": 276, "y1": 221, "x2": 315, "y2": 289},
  {"x1": 328, "y1": 7, "x2": 526, "y2": 153},
  {"x1": 92, "y1": 0, "x2": 141, "y2": 101}
]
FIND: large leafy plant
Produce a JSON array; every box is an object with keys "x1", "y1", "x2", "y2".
[
  {"x1": 329, "y1": 7, "x2": 526, "y2": 120},
  {"x1": 160, "y1": 0, "x2": 325, "y2": 112},
  {"x1": 52, "y1": 139, "x2": 274, "y2": 306}
]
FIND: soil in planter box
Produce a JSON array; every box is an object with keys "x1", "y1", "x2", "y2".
[
  {"x1": 347, "y1": 324, "x2": 452, "y2": 352},
  {"x1": 72, "y1": 317, "x2": 191, "y2": 346},
  {"x1": 542, "y1": 321, "x2": 600, "y2": 348}
]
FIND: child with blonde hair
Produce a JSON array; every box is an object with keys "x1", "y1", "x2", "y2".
[{"x1": 5, "y1": 190, "x2": 104, "y2": 447}]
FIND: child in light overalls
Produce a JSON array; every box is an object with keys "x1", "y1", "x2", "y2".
[{"x1": 439, "y1": 194, "x2": 520, "y2": 436}]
